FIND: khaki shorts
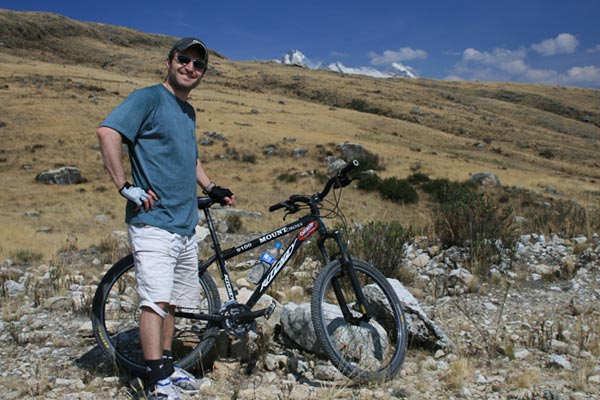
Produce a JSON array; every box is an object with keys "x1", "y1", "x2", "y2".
[{"x1": 128, "y1": 224, "x2": 201, "y2": 316}]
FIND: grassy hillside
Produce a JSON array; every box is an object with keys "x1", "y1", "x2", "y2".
[{"x1": 1, "y1": 9, "x2": 599, "y2": 260}]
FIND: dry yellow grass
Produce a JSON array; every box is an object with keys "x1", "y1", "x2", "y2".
[{"x1": 1, "y1": 10, "x2": 599, "y2": 261}]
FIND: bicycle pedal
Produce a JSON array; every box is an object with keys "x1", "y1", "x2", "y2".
[{"x1": 264, "y1": 301, "x2": 277, "y2": 320}]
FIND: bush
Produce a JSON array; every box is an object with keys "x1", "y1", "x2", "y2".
[
  {"x1": 421, "y1": 178, "x2": 461, "y2": 202},
  {"x1": 379, "y1": 177, "x2": 419, "y2": 204},
  {"x1": 277, "y1": 172, "x2": 297, "y2": 183},
  {"x1": 347, "y1": 99, "x2": 388, "y2": 117},
  {"x1": 428, "y1": 180, "x2": 516, "y2": 275},
  {"x1": 9, "y1": 249, "x2": 44, "y2": 264},
  {"x1": 356, "y1": 173, "x2": 382, "y2": 192},
  {"x1": 407, "y1": 172, "x2": 430, "y2": 185},
  {"x1": 355, "y1": 152, "x2": 383, "y2": 171},
  {"x1": 349, "y1": 221, "x2": 415, "y2": 283}
]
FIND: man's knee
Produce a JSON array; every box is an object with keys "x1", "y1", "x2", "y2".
[{"x1": 141, "y1": 301, "x2": 170, "y2": 318}]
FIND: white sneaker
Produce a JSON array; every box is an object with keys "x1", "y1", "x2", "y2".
[
  {"x1": 148, "y1": 381, "x2": 182, "y2": 400},
  {"x1": 170, "y1": 365, "x2": 201, "y2": 394}
]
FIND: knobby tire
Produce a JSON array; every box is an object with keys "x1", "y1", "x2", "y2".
[
  {"x1": 311, "y1": 258, "x2": 408, "y2": 383},
  {"x1": 91, "y1": 254, "x2": 221, "y2": 377}
]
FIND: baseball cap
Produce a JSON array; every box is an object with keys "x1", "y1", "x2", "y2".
[{"x1": 169, "y1": 37, "x2": 208, "y2": 63}]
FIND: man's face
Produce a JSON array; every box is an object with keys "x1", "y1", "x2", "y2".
[{"x1": 167, "y1": 47, "x2": 205, "y2": 92}]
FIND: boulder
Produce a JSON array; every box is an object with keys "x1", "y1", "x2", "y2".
[
  {"x1": 470, "y1": 172, "x2": 500, "y2": 187},
  {"x1": 36, "y1": 166, "x2": 86, "y2": 185}
]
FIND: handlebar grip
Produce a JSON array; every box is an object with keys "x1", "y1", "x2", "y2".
[
  {"x1": 340, "y1": 159, "x2": 359, "y2": 175},
  {"x1": 269, "y1": 202, "x2": 286, "y2": 212}
]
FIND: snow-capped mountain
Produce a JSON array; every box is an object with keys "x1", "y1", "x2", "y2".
[
  {"x1": 325, "y1": 61, "x2": 391, "y2": 78},
  {"x1": 384, "y1": 62, "x2": 419, "y2": 79},
  {"x1": 281, "y1": 50, "x2": 322, "y2": 70},
  {"x1": 279, "y1": 50, "x2": 419, "y2": 79}
]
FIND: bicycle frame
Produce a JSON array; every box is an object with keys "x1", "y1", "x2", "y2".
[
  {"x1": 175, "y1": 195, "x2": 369, "y2": 326},
  {"x1": 199, "y1": 204, "x2": 323, "y2": 311}
]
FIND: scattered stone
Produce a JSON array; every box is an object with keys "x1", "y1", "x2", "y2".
[
  {"x1": 470, "y1": 171, "x2": 501, "y2": 187},
  {"x1": 35, "y1": 166, "x2": 86, "y2": 185}
]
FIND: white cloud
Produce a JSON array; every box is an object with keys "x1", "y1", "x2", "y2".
[
  {"x1": 586, "y1": 44, "x2": 600, "y2": 53},
  {"x1": 448, "y1": 44, "x2": 600, "y2": 88},
  {"x1": 369, "y1": 47, "x2": 427, "y2": 65},
  {"x1": 463, "y1": 47, "x2": 527, "y2": 65},
  {"x1": 330, "y1": 50, "x2": 348, "y2": 58},
  {"x1": 446, "y1": 34, "x2": 599, "y2": 88},
  {"x1": 566, "y1": 66, "x2": 600, "y2": 83},
  {"x1": 531, "y1": 33, "x2": 579, "y2": 56}
]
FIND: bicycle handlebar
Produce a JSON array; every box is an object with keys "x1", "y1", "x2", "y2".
[{"x1": 268, "y1": 159, "x2": 359, "y2": 213}]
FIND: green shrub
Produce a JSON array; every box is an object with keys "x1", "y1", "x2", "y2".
[
  {"x1": 242, "y1": 153, "x2": 257, "y2": 163},
  {"x1": 347, "y1": 99, "x2": 388, "y2": 117},
  {"x1": 429, "y1": 181, "x2": 515, "y2": 275},
  {"x1": 9, "y1": 249, "x2": 44, "y2": 264},
  {"x1": 349, "y1": 221, "x2": 415, "y2": 283},
  {"x1": 421, "y1": 178, "x2": 465, "y2": 203},
  {"x1": 407, "y1": 172, "x2": 430, "y2": 185},
  {"x1": 355, "y1": 152, "x2": 383, "y2": 171},
  {"x1": 356, "y1": 173, "x2": 382, "y2": 192},
  {"x1": 225, "y1": 214, "x2": 244, "y2": 233},
  {"x1": 379, "y1": 177, "x2": 419, "y2": 204},
  {"x1": 277, "y1": 172, "x2": 297, "y2": 183}
]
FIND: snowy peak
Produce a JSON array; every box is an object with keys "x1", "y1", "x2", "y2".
[
  {"x1": 279, "y1": 50, "x2": 419, "y2": 79},
  {"x1": 281, "y1": 50, "x2": 322, "y2": 70},
  {"x1": 325, "y1": 62, "x2": 391, "y2": 78},
  {"x1": 385, "y1": 62, "x2": 419, "y2": 79}
]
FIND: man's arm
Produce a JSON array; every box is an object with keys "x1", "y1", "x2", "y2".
[
  {"x1": 196, "y1": 158, "x2": 214, "y2": 193},
  {"x1": 97, "y1": 126, "x2": 158, "y2": 210},
  {"x1": 196, "y1": 159, "x2": 235, "y2": 205},
  {"x1": 97, "y1": 126, "x2": 127, "y2": 190}
]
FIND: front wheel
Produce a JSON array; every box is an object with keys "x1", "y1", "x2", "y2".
[
  {"x1": 311, "y1": 258, "x2": 408, "y2": 383},
  {"x1": 91, "y1": 254, "x2": 222, "y2": 377}
]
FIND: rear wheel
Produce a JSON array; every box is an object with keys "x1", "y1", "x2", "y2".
[
  {"x1": 311, "y1": 258, "x2": 408, "y2": 383},
  {"x1": 91, "y1": 254, "x2": 221, "y2": 377}
]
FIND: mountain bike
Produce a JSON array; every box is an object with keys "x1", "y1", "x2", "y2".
[{"x1": 91, "y1": 160, "x2": 408, "y2": 384}]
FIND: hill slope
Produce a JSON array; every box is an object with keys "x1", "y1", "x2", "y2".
[{"x1": 0, "y1": 9, "x2": 599, "y2": 259}]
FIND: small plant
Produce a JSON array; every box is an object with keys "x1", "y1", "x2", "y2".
[
  {"x1": 225, "y1": 214, "x2": 244, "y2": 233},
  {"x1": 9, "y1": 249, "x2": 44, "y2": 264},
  {"x1": 276, "y1": 172, "x2": 297, "y2": 183},
  {"x1": 241, "y1": 153, "x2": 256, "y2": 163},
  {"x1": 378, "y1": 177, "x2": 419, "y2": 204},
  {"x1": 442, "y1": 357, "x2": 474, "y2": 391},
  {"x1": 353, "y1": 152, "x2": 384, "y2": 171},
  {"x1": 347, "y1": 98, "x2": 387, "y2": 116},
  {"x1": 356, "y1": 173, "x2": 382, "y2": 192},
  {"x1": 349, "y1": 221, "x2": 415, "y2": 283},
  {"x1": 407, "y1": 172, "x2": 430, "y2": 185},
  {"x1": 424, "y1": 179, "x2": 516, "y2": 275}
]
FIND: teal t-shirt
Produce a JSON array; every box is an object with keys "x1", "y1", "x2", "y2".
[{"x1": 102, "y1": 84, "x2": 199, "y2": 236}]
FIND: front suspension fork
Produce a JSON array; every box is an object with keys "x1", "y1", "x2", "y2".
[{"x1": 318, "y1": 231, "x2": 371, "y2": 321}]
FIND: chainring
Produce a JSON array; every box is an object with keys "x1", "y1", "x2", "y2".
[{"x1": 222, "y1": 303, "x2": 255, "y2": 337}]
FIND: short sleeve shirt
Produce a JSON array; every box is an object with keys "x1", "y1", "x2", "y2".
[{"x1": 102, "y1": 84, "x2": 199, "y2": 236}]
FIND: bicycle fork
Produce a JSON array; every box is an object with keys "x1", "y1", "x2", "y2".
[{"x1": 318, "y1": 231, "x2": 372, "y2": 323}]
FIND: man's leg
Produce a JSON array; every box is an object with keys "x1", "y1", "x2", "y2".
[
  {"x1": 128, "y1": 224, "x2": 180, "y2": 398},
  {"x1": 161, "y1": 306, "x2": 176, "y2": 376},
  {"x1": 139, "y1": 303, "x2": 170, "y2": 361}
]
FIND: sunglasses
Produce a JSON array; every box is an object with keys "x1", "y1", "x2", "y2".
[{"x1": 174, "y1": 54, "x2": 207, "y2": 71}]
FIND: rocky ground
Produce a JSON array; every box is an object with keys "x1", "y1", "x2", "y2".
[{"x1": 1, "y1": 232, "x2": 599, "y2": 400}]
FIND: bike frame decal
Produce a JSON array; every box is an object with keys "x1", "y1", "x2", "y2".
[
  {"x1": 259, "y1": 238, "x2": 297, "y2": 292},
  {"x1": 298, "y1": 221, "x2": 317, "y2": 241},
  {"x1": 223, "y1": 273, "x2": 236, "y2": 300},
  {"x1": 231, "y1": 221, "x2": 305, "y2": 255}
]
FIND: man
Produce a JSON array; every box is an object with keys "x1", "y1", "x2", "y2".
[{"x1": 97, "y1": 37, "x2": 234, "y2": 400}]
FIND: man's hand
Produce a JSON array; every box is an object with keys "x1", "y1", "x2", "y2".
[
  {"x1": 119, "y1": 182, "x2": 159, "y2": 211},
  {"x1": 208, "y1": 185, "x2": 235, "y2": 206}
]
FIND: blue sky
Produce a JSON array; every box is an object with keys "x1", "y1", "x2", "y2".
[{"x1": 2, "y1": 0, "x2": 599, "y2": 88}]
